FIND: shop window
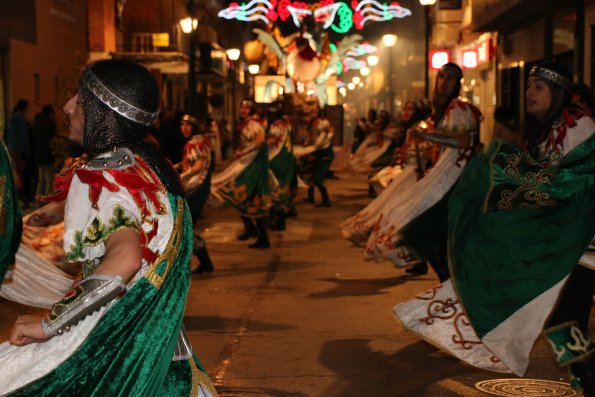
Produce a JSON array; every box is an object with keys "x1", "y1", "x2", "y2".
[{"x1": 500, "y1": 66, "x2": 520, "y2": 123}]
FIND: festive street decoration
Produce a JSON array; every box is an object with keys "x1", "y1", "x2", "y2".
[
  {"x1": 218, "y1": 0, "x2": 412, "y2": 32},
  {"x1": 345, "y1": 42, "x2": 377, "y2": 57}
]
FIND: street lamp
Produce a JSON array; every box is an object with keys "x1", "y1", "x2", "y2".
[
  {"x1": 367, "y1": 55, "x2": 379, "y2": 67},
  {"x1": 226, "y1": 48, "x2": 240, "y2": 126},
  {"x1": 360, "y1": 66, "x2": 370, "y2": 77},
  {"x1": 248, "y1": 64, "x2": 259, "y2": 99},
  {"x1": 382, "y1": 34, "x2": 397, "y2": 115},
  {"x1": 419, "y1": 0, "x2": 436, "y2": 97},
  {"x1": 180, "y1": 7, "x2": 198, "y2": 115}
]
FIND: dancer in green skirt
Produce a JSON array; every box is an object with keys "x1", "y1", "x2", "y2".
[{"x1": 0, "y1": 59, "x2": 217, "y2": 396}]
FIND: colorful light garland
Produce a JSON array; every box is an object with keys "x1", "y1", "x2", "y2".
[{"x1": 217, "y1": 0, "x2": 412, "y2": 32}]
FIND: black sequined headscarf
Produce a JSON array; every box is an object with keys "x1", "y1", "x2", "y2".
[
  {"x1": 78, "y1": 59, "x2": 183, "y2": 195},
  {"x1": 525, "y1": 62, "x2": 572, "y2": 156}
]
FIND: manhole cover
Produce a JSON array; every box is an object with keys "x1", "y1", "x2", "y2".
[{"x1": 475, "y1": 378, "x2": 580, "y2": 396}]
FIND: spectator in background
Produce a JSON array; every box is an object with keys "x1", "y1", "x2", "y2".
[
  {"x1": 351, "y1": 117, "x2": 367, "y2": 154},
  {"x1": 6, "y1": 99, "x2": 32, "y2": 206},
  {"x1": 32, "y1": 105, "x2": 57, "y2": 199}
]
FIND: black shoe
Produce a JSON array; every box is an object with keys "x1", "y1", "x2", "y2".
[
  {"x1": 286, "y1": 206, "x2": 298, "y2": 218},
  {"x1": 248, "y1": 238, "x2": 270, "y2": 248},
  {"x1": 268, "y1": 211, "x2": 286, "y2": 231},
  {"x1": 249, "y1": 218, "x2": 270, "y2": 248},
  {"x1": 237, "y1": 216, "x2": 257, "y2": 240},
  {"x1": 303, "y1": 187, "x2": 315, "y2": 204},
  {"x1": 405, "y1": 262, "x2": 428, "y2": 275},
  {"x1": 193, "y1": 239, "x2": 214, "y2": 274},
  {"x1": 193, "y1": 261, "x2": 214, "y2": 274}
]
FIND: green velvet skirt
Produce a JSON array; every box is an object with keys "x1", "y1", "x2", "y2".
[
  {"x1": 7, "y1": 195, "x2": 216, "y2": 396},
  {"x1": 269, "y1": 146, "x2": 297, "y2": 211},
  {"x1": 0, "y1": 141, "x2": 22, "y2": 286},
  {"x1": 216, "y1": 146, "x2": 272, "y2": 218}
]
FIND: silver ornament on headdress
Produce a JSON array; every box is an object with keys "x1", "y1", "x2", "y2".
[
  {"x1": 529, "y1": 65, "x2": 573, "y2": 93},
  {"x1": 81, "y1": 68, "x2": 159, "y2": 126}
]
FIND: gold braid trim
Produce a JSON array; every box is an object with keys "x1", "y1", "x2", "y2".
[
  {"x1": 190, "y1": 358, "x2": 219, "y2": 397},
  {"x1": 144, "y1": 198, "x2": 184, "y2": 289}
]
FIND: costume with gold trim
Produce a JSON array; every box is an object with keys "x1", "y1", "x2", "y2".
[{"x1": 0, "y1": 147, "x2": 217, "y2": 396}]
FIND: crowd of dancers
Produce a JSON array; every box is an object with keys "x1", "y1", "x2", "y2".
[
  {"x1": 341, "y1": 62, "x2": 595, "y2": 396},
  {"x1": 0, "y1": 58, "x2": 594, "y2": 396}
]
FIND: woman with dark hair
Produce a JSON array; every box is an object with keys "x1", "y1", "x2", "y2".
[
  {"x1": 211, "y1": 98, "x2": 272, "y2": 248},
  {"x1": 266, "y1": 100, "x2": 297, "y2": 231},
  {"x1": 395, "y1": 62, "x2": 595, "y2": 395},
  {"x1": 0, "y1": 60, "x2": 217, "y2": 396},
  {"x1": 349, "y1": 110, "x2": 399, "y2": 173},
  {"x1": 365, "y1": 63, "x2": 482, "y2": 280},
  {"x1": 340, "y1": 97, "x2": 431, "y2": 245},
  {"x1": 179, "y1": 114, "x2": 215, "y2": 274},
  {"x1": 295, "y1": 101, "x2": 334, "y2": 207}
]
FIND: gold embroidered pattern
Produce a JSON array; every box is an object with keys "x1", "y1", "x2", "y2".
[
  {"x1": 66, "y1": 205, "x2": 140, "y2": 262},
  {"x1": 190, "y1": 358, "x2": 219, "y2": 397},
  {"x1": 144, "y1": 198, "x2": 184, "y2": 289},
  {"x1": 496, "y1": 152, "x2": 556, "y2": 210}
]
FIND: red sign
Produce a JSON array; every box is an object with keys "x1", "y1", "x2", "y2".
[
  {"x1": 462, "y1": 50, "x2": 478, "y2": 69},
  {"x1": 476, "y1": 38, "x2": 492, "y2": 65},
  {"x1": 430, "y1": 50, "x2": 450, "y2": 70}
]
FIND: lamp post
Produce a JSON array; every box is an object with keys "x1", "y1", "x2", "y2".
[
  {"x1": 382, "y1": 34, "x2": 397, "y2": 115},
  {"x1": 419, "y1": 0, "x2": 436, "y2": 98},
  {"x1": 248, "y1": 64, "x2": 259, "y2": 99},
  {"x1": 367, "y1": 55, "x2": 379, "y2": 109},
  {"x1": 226, "y1": 48, "x2": 240, "y2": 126},
  {"x1": 180, "y1": 5, "x2": 198, "y2": 115}
]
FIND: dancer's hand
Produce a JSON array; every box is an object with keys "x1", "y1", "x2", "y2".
[{"x1": 9, "y1": 315, "x2": 51, "y2": 346}]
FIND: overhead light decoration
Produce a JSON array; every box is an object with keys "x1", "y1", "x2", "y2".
[
  {"x1": 345, "y1": 42, "x2": 378, "y2": 57},
  {"x1": 217, "y1": 0, "x2": 277, "y2": 23},
  {"x1": 342, "y1": 56, "x2": 366, "y2": 72},
  {"x1": 218, "y1": 1, "x2": 412, "y2": 33},
  {"x1": 353, "y1": 0, "x2": 412, "y2": 30}
]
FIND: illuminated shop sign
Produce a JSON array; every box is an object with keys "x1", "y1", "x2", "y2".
[{"x1": 430, "y1": 50, "x2": 450, "y2": 70}]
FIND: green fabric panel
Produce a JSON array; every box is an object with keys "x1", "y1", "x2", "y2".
[
  {"x1": 217, "y1": 145, "x2": 272, "y2": 218},
  {"x1": 160, "y1": 360, "x2": 192, "y2": 397},
  {"x1": 449, "y1": 137, "x2": 595, "y2": 338},
  {"x1": 303, "y1": 147, "x2": 334, "y2": 186},
  {"x1": 8, "y1": 193, "x2": 195, "y2": 397},
  {"x1": 545, "y1": 322, "x2": 595, "y2": 367},
  {"x1": 0, "y1": 142, "x2": 22, "y2": 286},
  {"x1": 399, "y1": 185, "x2": 455, "y2": 259},
  {"x1": 269, "y1": 146, "x2": 297, "y2": 210}
]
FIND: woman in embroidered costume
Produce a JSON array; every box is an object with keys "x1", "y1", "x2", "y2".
[
  {"x1": 266, "y1": 100, "x2": 297, "y2": 231},
  {"x1": 364, "y1": 63, "x2": 482, "y2": 280},
  {"x1": 0, "y1": 139, "x2": 22, "y2": 287},
  {"x1": 394, "y1": 63, "x2": 595, "y2": 395},
  {"x1": 295, "y1": 101, "x2": 334, "y2": 207},
  {"x1": 0, "y1": 60, "x2": 217, "y2": 396},
  {"x1": 348, "y1": 110, "x2": 400, "y2": 174},
  {"x1": 179, "y1": 114, "x2": 215, "y2": 274},
  {"x1": 340, "y1": 98, "x2": 432, "y2": 246},
  {"x1": 211, "y1": 99, "x2": 272, "y2": 249}
]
